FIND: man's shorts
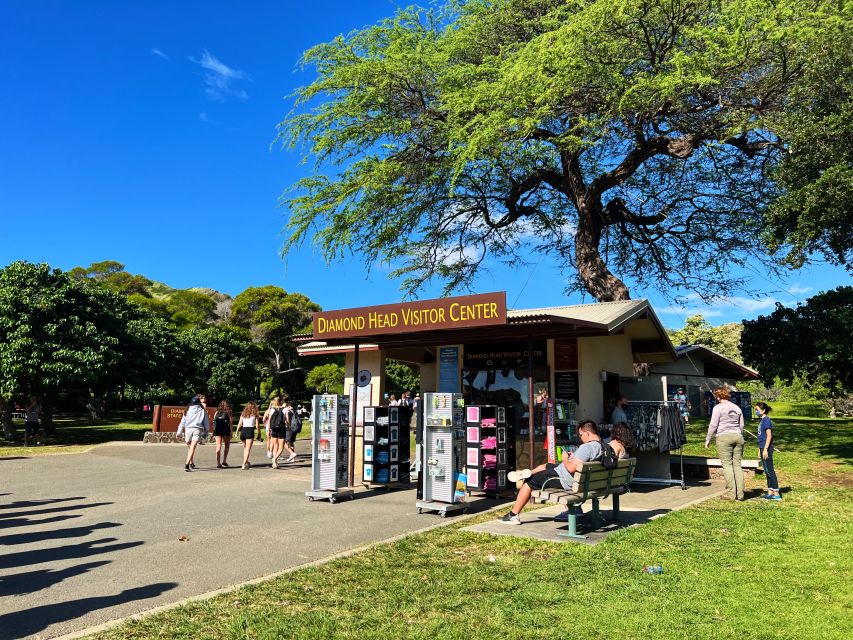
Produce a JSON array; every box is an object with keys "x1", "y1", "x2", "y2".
[
  {"x1": 184, "y1": 427, "x2": 204, "y2": 443},
  {"x1": 25, "y1": 421, "x2": 39, "y2": 437},
  {"x1": 527, "y1": 463, "x2": 561, "y2": 489},
  {"x1": 285, "y1": 429, "x2": 297, "y2": 446}
]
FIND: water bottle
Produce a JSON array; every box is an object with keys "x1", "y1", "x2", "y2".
[{"x1": 643, "y1": 565, "x2": 664, "y2": 574}]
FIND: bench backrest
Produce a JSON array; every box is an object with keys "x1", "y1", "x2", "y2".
[{"x1": 570, "y1": 458, "x2": 637, "y2": 497}]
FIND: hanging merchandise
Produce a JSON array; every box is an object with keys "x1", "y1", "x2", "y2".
[
  {"x1": 464, "y1": 405, "x2": 513, "y2": 496},
  {"x1": 362, "y1": 404, "x2": 411, "y2": 488},
  {"x1": 417, "y1": 393, "x2": 467, "y2": 517},
  {"x1": 658, "y1": 405, "x2": 687, "y2": 453}
]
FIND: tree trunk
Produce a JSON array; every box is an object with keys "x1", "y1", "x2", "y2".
[
  {"x1": 42, "y1": 394, "x2": 56, "y2": 435},
  {"x1": 574, "y1": 203, "x2": 631, "y2": 302},
  {"x1": 1, "y1": 399, "x2": 14, "y2": 441}
]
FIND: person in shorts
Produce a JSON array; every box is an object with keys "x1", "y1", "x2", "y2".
[
  {"x1": 24, "y1": 396, "x2": 42, "y2": 445},
  {"x1": 281, "y1": 399, "x2": 298, "y2": 463},
  {"x1": 264, "y1": 396, "x2": 287, "y2": 468},
  {"x1": 237, "y1": 401, "x2": 260, "y2": 469},
  {"x1": 212, "y1": 400, "x2": 233, "y2": 468},
  {"x1": 498, "y1": 420, "x2": 604, "y2": 525},
  {"x1": 175, "y1": 396, "x2": 209, "y2": 472}
]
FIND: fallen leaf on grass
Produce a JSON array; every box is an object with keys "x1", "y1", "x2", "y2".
[{"x1": 178, "y1": 535, "x2": 189, "y2": 542}]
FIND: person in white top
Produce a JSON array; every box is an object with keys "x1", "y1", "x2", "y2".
[
  {"x1": 705, "y1": 387, "x2": 746, "y2": 500},
  {"x1": 237, "y1": 401, "x2": 260, "y2": 470},
  {"x1": 175, "y1": 396, "x2": 209, "y2": 472}
]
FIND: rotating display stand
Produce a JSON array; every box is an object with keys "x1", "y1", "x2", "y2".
[
  {"x1": 464, "y1": 405, "x2": 512, "y2": 496},
  {"x1": 305, "y1": 394, "x2": 353, "y2": 503},
  {"x1": 362, "y1": 405, "x2": 412, "y2": 490},
  {"x1": 416, "y1": 392, "x2": 467, "y2": 517}
]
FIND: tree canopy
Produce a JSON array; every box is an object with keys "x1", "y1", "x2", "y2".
[
  {"x1": 280, "y1": 0, "x2": 852, "y2": 302},
  {"x1": 668, "y1": 314, "x2": 743, "y2": 362},
  {"x1": 740, "y1": 286, "x2": 853, "y2": 394}
]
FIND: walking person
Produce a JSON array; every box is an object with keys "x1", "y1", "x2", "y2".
[
  {"x1": 264, "y1": 396, "x2": 287, "y2": 468},
  {"x1": 756, "y1": 403, "x2": 781, "y2": 500},
  {"x1": 238, "y1": 401, "x2": 260, "y2": 470},
  {"x1": 281, "y1": 399, "x2": 299, "y2": 463},
  {"x1": 24, "y1": 396, "x2": 42, "y2": 445},
  {"x1": 175, "y1": 396, "x2": 209, "y2": 472},
  {"x1": 212, "y1": 400, "x2": 233, "y2": 468},
  {"x1": 705, "y1": 387, "x2": 746, "y2": 500}
]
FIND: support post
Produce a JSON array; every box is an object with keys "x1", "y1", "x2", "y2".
[
  {"x1": 348, "y1": 342, "x2": 360, "y2": 488},
  {"x1": 527, "y1": 334, "x2": 534, "y2": 472}
]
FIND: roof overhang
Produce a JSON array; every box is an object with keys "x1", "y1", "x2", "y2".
[{"x1": 675, "y1": 345, "x2": 760, "y2": 380}]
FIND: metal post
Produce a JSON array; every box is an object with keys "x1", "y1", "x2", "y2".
[
  {"x1": 348, "y1": 342, "x2": 360, "y2": 488},
  {"x1": 527, "y1": 334, "x2": 535, "y2": 471}
]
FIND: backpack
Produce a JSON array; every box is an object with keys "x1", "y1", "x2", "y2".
[
  {"x1": 599, "y1": 441, "x2": 618, "y2": 470},
  {"x1": 289, "y1": 410, "x2": 302, "y2": 434},
  {"x1": 214, "y1": 412, "x2": 229, "y2": 431},
  {"x1": 269, "y1": 407, "x2": 284, "y2": 429}
]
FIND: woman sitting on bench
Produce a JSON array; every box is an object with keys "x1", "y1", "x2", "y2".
[{"x1": 498, "y1": 420, "x2": 603, "y2": 525}]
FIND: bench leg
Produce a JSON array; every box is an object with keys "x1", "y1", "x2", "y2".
[
  {"x1": 591, "y1": 498, "x2": 601, "y2": 528},
  {"x1": 557, "y1": 505, "x2": 587, "y2": 540},
  {"x1": 612, "y1": 493, "x2": 621, "y2": 522}
]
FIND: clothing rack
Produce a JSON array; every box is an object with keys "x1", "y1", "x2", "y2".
[{"x1": 623, "y1": 401, "x2": 687, "y2": 490}]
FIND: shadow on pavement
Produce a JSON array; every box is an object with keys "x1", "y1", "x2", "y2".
[
  {"x1": 0, "y1": 582, "x2": 178, "y2": 639},
  {"x1": 0, "y1": 521, "x2": 122, "y2": 546},
  {"x1": 0, "y1": 514, "x2": 82, "y2": 531},
  {"x1": 0, "y1": 501, "x2": 113, "y2": 520},
  {"x1": 0, "y1": 537, "x2": 144, "y2": 571},
  {"x1": 0, "y1": 560, "x2": 111, "y2": 597},
  {"x1": 0, "y1": 497, "x2": 87, "y2": 510}
]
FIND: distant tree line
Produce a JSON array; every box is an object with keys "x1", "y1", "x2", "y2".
[{"x1": 0, "y1": 261, "x2": 322, "y2": 439}]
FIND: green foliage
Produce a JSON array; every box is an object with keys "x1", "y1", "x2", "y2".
[
  {"x1": 741, "y1": 286, "x2": 853, "y2": 394},
  {"x1": 667, "y1": 315, "x2": 743, "y2": 362},
  {"x1": 0, "y1": 261, "x2": 179, "y2": 401},
  {"x1": 384, "y1": 359, "x2": 420, "y2": 396},
  {"x1": 166, "y1": 289, "x2": 217, "y2": 328},
  {"x1": 178, "y1": 326, "x2": 264, "y2": 400},
  {"x1": 280, "y1": 0, "x2": 850, "y2": 301},
  {"x1": 230, "y1": 285, "x2": 321, "y2": 372},
  {"x1": 305, "y1": 363, "x2": 345, "y2": 394}
]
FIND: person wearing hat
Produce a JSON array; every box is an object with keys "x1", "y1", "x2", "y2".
[
  {"x1": 176, "y1": 396, "x2": 209, "y2": 472},
  {"x1": 674, "y1": 387, "x2": 691, "y2": 423}
]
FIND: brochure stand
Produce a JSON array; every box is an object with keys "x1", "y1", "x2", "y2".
[
  {"x1": 416, "y1": 392, "x2": 467, "y2": 517},
  {"x1": 362, "y1": 405, "x2": 412, "y2": 490},
  {"x1": 464, "y1": 405, "x2": 512, "y2": 496},
  {"x1": 305, "y1": 394, "x2": 354, "y2": 503}
]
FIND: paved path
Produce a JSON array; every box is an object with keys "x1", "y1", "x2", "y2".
[{"x1": 0, "y1": 441, "x2": 497, "y2": 639}]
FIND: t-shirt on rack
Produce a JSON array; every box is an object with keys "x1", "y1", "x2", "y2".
[{"x1": 623, "y1": 401, "x2": 687, "y2": 489}]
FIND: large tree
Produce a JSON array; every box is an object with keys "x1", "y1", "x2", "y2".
[
  {"x1": 280, "y1": 0, "x2": 851, "y2": 301},
  {"x1": 668, "y1": 314, "x2": 743, "y2": 362},
  {"x1": 740, "y1": 286, "x2": 853, "y2": 394},
  {"x1": 230, "y1": 286, "x2": 320, "y2": 373}
]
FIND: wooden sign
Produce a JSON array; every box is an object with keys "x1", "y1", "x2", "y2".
[
  {"x1": 313, "y1": 292, "x2": 507, "y2": 340},
  {"x1": 152, "y1": 405, "x2": 218, "y2": 432}
]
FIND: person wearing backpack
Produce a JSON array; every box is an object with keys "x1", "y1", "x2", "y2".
[
  {"x1": 281, "y1": 399, "x2": 300, "y2": 463},
  {"x1": 212, "y1": 400, "x2": 233, "y2": 469},
  {"x1": 499, "y1": 420, "x2": 605, "y2": 525},
  {"x1": 264, "y1": 396, "x2": 287, "y2": 468}
]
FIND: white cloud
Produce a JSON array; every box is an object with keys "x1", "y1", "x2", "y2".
[
  {"x1": 190, "y1": 50, "x2": 248, "y2": 101},
  {"x1": 658, "y1": 293, "x2": 788, "y2": 320},
  {"x1": 151, "y1": 48, "x2": 169, "y2": 60},
  {"x1": 199, "y1": 111, "x2": 212, "y2": 123},
  {"x1": 787, "y1": 284, "x2": 812, "y2": 295}
]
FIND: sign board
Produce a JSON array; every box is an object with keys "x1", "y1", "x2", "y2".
[
  {"x1": 463, "y1": 340, "x2": 547, "y2": 368},
  {"x1": 152, "y1": 405, "x2": 218, "y2": 432},
  {"x1": 312, "y1": 292, "x2": 507, "y2": 340},
  {"x1": 554, "y1": 371, "x2": 580, "y2": 403},
  {"x1": 439, "y1": 346, "x2": 460, "y2": 393},
  {"x1": 554, "y1": 338, "x2": 578, "y2": 369}
]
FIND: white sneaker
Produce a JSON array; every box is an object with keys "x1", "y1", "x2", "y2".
[
  {"x1": 266, "y1": 451, "x2": 273, "y2": 459},
  {"x1": 507, "y1": 469, "x2": 532, "y2": 483},
  {"x1": 498, "y1": 512, "x2": 522, "y2": 525},
  {"x1": 287, "y1": 453, "x2": 297, "y2": 463}
]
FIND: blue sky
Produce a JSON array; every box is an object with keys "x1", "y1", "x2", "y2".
[{"x1": 0, "y1": 1, "x2": 848, "y2": 329}]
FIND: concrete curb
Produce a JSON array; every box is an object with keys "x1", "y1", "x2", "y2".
[{"x1": 53, "y1": 500, "x2": 511, "y2": 640}]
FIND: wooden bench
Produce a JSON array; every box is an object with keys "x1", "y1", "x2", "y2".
[{"x1": 530, "y1": 458, "x2": 637, "y2": 539}]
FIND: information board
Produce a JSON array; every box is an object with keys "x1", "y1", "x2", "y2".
[{"x1": 554, "y1": 371, "x2": 580, "y2": 404}]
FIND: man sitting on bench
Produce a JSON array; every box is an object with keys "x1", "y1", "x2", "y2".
[{"x1": 498, "y1": 420, "x2": 603, "y2": 525}]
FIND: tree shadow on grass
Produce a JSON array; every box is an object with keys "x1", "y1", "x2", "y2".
[{"x1": 0, "y1": 582, "x2": 178, "y2": 639}]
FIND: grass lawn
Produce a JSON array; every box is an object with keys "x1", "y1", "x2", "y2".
[
  {"x1": 84, "y1": 416, "x2": 853, "y2": 640},
  {"x1": 0, "y1": 413, "x2": 150, "y2": 458}
]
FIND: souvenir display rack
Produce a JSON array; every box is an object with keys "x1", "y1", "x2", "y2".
[
  {"x1": 543, "y1": 399, "x2": 580, "y2": 463},
  {"x1": 464, "y1": 405, "x2": 512, "y2": 495},
  {"x1": 623, "y1": 401, "x2": 687, "y2": 490},
  {"x1": 305, "y1": 394, "x2": 353, "y2": 503},
  {"x1": 416, "y1": 392, "x2": 466, "y2": 517},
  {"x1": 362, "y1": 405, "x2": 411, "y2": 489}
]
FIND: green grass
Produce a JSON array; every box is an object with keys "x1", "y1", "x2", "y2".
[
  {"x1": 85, "y1": 417, "x2": 853, "y2": 640},
  {"x1": 0, "y1": 413, "x2": 149, "y2": 458}
]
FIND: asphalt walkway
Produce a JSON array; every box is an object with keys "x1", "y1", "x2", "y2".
[{"x1": 0, "y1": 441, "x2": 496, "y2": 639}]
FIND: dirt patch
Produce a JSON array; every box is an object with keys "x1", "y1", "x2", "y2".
[{"x1": 809, "y1": 461, "x2": 853, "y2": 488}]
